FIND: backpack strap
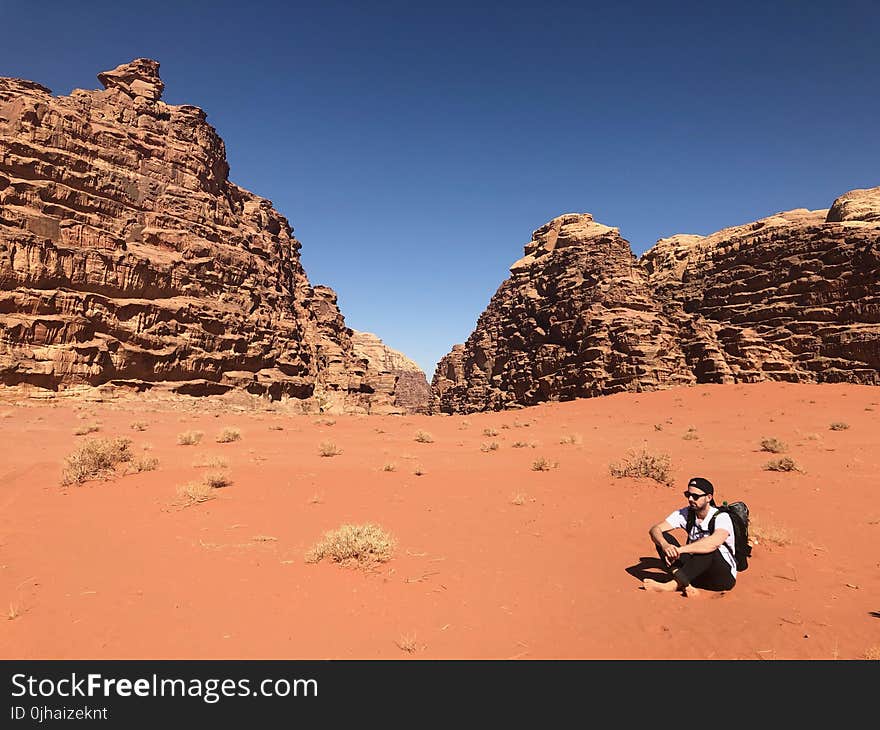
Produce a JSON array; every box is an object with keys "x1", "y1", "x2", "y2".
[{"x1": 684, "y1": 507, "x2": 696, "y2": 543}]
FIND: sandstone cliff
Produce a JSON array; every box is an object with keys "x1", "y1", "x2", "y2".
[
  {"x1": 432, "y1": 187, "x2": 880, "y2": 412},
  {"x1": 0, "y1": 59, "x2": 427, "y2": 413},
  {"x1": 350, "y1": 331, "x2": 430, "y2": 413}
]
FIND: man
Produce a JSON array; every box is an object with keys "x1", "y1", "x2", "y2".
[{"x1": 645, "y1": 477, "x2": 736, "y2": 596}]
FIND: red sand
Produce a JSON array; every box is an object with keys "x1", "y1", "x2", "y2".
[{"x1": 1, "y1": 382, "x2": 878, "y2": 660}]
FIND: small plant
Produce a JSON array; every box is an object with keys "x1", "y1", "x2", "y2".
[
  {"x1": 531, "y1": 457, "x2": 557, "y2": 471},
  {"x1": 481, "y1": 441, "x2": 499, "y2": 452},
  {"x1": 413, "y1": 466, "x2": 425, "y2": 476},
  {"x1": 177, "y1": 480, "x2": 219, "y2": 507},
  {"x1": 216, "y1": 427, "x2": 241, "y2": 443},
  {"x1": 760, "y1": 438, "x2": 787, "y2": 453},
  {"x1": 610, "y1": 446, "x2": 672, "y2": 485},
  {"x1": 73, "y1": 423, "x2": 101, "y2": 436},
  {"x1": 251, "y1": 535, "x2": 277, "y2": 543},
  {"x1": 130, "y1": 421, "x2": 149, "y2": 432},
  {"x1": 319, "y1": 441, "x2": 343, "y2": 457},
  {"x1": 559, "y1": 433, "x2": 581, "y2": 445},
  {"x1": 7, "y1": 603, "x2": 21, "y2": 620},
  {"x1": 510, "y1": 493, "x2": 527, "y2": 505},
  {"x1": 764, "y1": 457, "x2": 799, "y2": 472},
  {"x1": 193, "y1": 455, "x2": 229, "y2": 469},
  {"x1": 177, "y1": 430, "x2": 204, "y2": 446},
  {"x1": 396, "y1": 634, "x2": 419, "y2": 654},
  {"x1": 654, "y1": 424, "x2": 663, "y2": 431},
  {"x1": 204, "y1": 471, "x2": 232, "y2": 489},
  {"x1": 414, "y1": 431, "x2": 434, "y2": 443},
  {"x1": 682, "y1": 427, "x2": 699, "y2": 441},
  {"x1": 749, "y1": 517, "x2": 792, "y2": 546},
  {"x1": 382, "y1": 462, "x2": 397, "y2": 472},
  {"x1": 269, "y1": 424, "x2": 285, "y2": 431},
  {"x1": 305, "y1": 523, "x2": 396, "y2": 567},
  {"x1": 130, "y1": 455, "x2": 159, "y2": 473},
  {"x1": 829, "y1": 422, "x2": 850, "y2": 431},
  {"x1": 61, "y1": 438, "x2": 133, "y2": 485},
  {"x1": 314, "y1": 417, "x2": 336, "y2": 426},
  {"x1": 482, "y1": 427, "x2": 499, "y2": 437}
]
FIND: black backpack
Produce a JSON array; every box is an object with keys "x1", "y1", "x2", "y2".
[{"x1": 685, "y1": 501, "x2": 752, "y2": 572}]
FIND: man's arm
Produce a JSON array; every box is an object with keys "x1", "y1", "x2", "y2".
[
  {"x1": 649, "y1": 520, "x2": 679, "y2": 563},
  {"x1": 679, "y1": 529, "x2": 729, "y2": 555}
]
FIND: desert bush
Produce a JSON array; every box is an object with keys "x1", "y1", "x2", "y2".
[
  {"x1": 829, "y1": 422, "x2": 850, "y2": 431},
  {"x1": 682, "y1": 427, "x2": 699, "y2": 440},
  {"x1": 531, "y1": 457, "x2": 557, "y2": 471},
  {"x1": 763, "y1": 457, "x2": 799, "y2": 472},
  {"x1": 510, "y1": 493, "x2": 527, "y2": 505},
  {"x1": 193, "y1": 455, "x2": 228, "y2": 469},
  {"x1": 396, "y1": 634, "x2": 419, "y2": 654},
  {"x1": 481, "y1": 441, "x2": 499, "y2": 452},
  {"x1": 319, "y1": 441, "x2": 343, "y2": 457},
  {"x1": 203, "y1": 471, "x2": 232, "y2": 489},
  {"x1": 61, "y1": 438, "x2": 133, "y2": 485},
  {"x1": 73, "y1": 423, "x2": 101, "y2": 436},
  {"x1": 269, "y1": 424, "x2": 285, "y2": 431},
  {"x1": 130, "y1": 455, "x2": 159, "y2": 473},
  {"x1": 177, "y1": 430, "x2": 204, "y2": 446},
  {"x1": 314, "y1": 418, "x2": 336, "y2": 426},
  {"x1": 654, "y1": 424, "x2": 663, "y2": 431},
  {"x1": 749, "y1": 516, "x2": 792, "y2": 546},
  {"x1": 609, "y1": 447, "x2": 672, "y2": 485},
  {"x1": 413, "y1": 466, "x2": 425, "y2": 476},
  {"x1": 382, "y1": 462, "x2": 397, "y2": 472},
  {"x1": 559, "y1": 433, "x2": 582, "y2": 445},
  {"x1": 216, "y1": 427, "x2": 241, "y2": 443},
  {"x1": 130, "y1": 421, "x2": 148, "y2": 432},
  {"x1": 482, "y1": 427, "x2": 498, "y2": 437},
  {"x1": 414, "y1": 431, "x2": 434, "y2": 443},
  {"x1": 177, "y1": 480, "x2": 219, "y2": 507},
  {"x1": 305, "y1": 523, "x2": 396, "y2": 567},
  {"x1": 760, "y1": 438, "x2": 787, "y2": 453}
]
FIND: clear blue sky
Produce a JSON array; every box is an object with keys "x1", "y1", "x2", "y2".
[{"x1": 3, "y1": 1, "x2": 878, "y2": 377}]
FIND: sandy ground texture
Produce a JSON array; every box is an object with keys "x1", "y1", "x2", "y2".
[{"x1": 0, "y1": 381, "x2": 878, "y2": 660}]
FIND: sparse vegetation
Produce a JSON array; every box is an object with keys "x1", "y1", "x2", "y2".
[
  {"x1": 512, "y1": 441, "x2": 536, "y2": 449},
  {"x1": 203, "y1": 471, "x2": 232, "y2": 489},
  {"x1": 61, "y1": 438, "x2": 133, "y2": 485},
  {"x1": 830, "y1": 422, "x2": 850, "y2": 431},
  {"x1": 73, "y1": 423, "x2": 101, "y2": 436},
  {"x1": 482, "y1": 427, "x2": 498, "y2": 437},
  {"x1": 268, "y1": 424, "x2": 285, "y2": 431},
  {"x1": 130, "y1": 455, "x2": 159, "y2": 473},
  {"x1": 193, "y1": 455, "x2": 229, "y2": 469},
  {"x1": 414, "y1": 430, "x2": 434, "y2": 443},
  {"x1": 510, "y1": 493, "x2": 527, "y2": 505},
  {"x1": 864, "y1": 646, "x2": 880, "y2": 660},
  {"x1": 319, "y1": 441, "x2": 343, "y2": 457},
  {"x1": 130, "y1": 421, "x2": 148, "y2": 432},
  {"x1": 654, "y1": 424, "x2": 663, "y2": 431},
  {"x1": 177, "y1": 480, "x2": 220, "y2": 507},
  {"x1": 531, "y1": 457, "x2": 557, "y2": 471},
  {"x1": 305, "y1": 523, "x2": 396, "y2": 567},
  {"x1": 396, "y1": 634, "x2": 419, "y2": 653},
  {"x1": 413, "y1": 466, "x2": 425, "y2": 476},
  {"x1": 216, "y1": 427, "x2": 241, "y2": 443},
  {"x1": 760, "y1": 438, "x2": 787, "y2": 454},
  {"x1": 382, "y1": 462, "x2": 397, "y2": 472},
  {"x1": 481, "y1": 441, "x2": 499, "y2": 452},
  {"x1": 177, "y1": 430, "x2": 204, "y2": 446},
  {"x1": 749, "y1": 517, "x2": 792, "y2": 546},
  {"x1": 764, "y1": 456, "x2": 799, "y2": 472},
  {"x1": 559, "y1": 433, "x2": 582, "y2": 445},
  {"x1": 682, "y1": 426, "x2": 699, "y2": 441},
  {"x1": 314, "y1": 418, "x2": 336, "y2": 426},
  {"x1": 609, "y1": 446, "x2": 672, "y2": 485}
]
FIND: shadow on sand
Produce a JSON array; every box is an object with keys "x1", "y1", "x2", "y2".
[{"x1": 625, "y1": 556, "x2": 673, "y2": 584}]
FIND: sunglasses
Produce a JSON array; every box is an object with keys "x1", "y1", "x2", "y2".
[{"x1": 683, "y1": 491, "x2": 708, "y2": 500}]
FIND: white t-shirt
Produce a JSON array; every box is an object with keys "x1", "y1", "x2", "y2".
[{"x1": 665, "y1": 506, "x2": 737, "y2": 578}]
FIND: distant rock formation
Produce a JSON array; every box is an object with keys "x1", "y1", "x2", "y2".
[
  {"x1": 0, "y1": 59, "x2": 424, "y2": 412},
  {"x1": 350, "y1": 331, "x2": 430, "y2": 413},
  {"x1": 432, "y1": 187, "x2": 880, "y2": 412}
]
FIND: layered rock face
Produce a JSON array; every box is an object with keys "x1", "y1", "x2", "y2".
[
  {"x1": 432, "y1": 187, "x2": 880, "y2": 412},
  {"x1": 350, "y1": 331, "x2": 430, "y2": 413},
  {"x1": 0, "y1": 59, "x2": 426, "y2": 412},
  {"x1": 432, "y1": 214, "x2": 695, "y2": 412}
]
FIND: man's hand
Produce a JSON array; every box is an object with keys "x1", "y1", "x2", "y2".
[{"x1": 662, "y1": 543, "x2": 680, "y2": 564}]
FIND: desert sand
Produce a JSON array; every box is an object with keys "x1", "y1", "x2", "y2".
[{"x1": 0, "y1": 381, "x2": 877, "y2": 660}]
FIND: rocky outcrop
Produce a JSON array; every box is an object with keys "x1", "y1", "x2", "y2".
[
  {"x1": 350, "y1": 331, "x2": 430, "y2": 413},
  {"x1": 0, "y1": 59, "x2": 420, "y2": 412},
  {"x1": 432, "y1": 189, "x2": 880, "y2": 412},
  {"x1": 432, "y1": 214, "x2": 695, "y2": 413}
]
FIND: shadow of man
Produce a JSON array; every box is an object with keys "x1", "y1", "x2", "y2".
[{"x1": 625, "y1": 556, "x2": 673, "y2": 584}]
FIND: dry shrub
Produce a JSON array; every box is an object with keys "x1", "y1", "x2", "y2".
[
  {"x1": 682, "y1": 427, "x2": 699, "y2": 441},
  {"x1": 177, "y1": 480, "x2": 219, "y2": 507},
  {"x1": 73, "y1": 423, "x2": 101, "y2": 436},
  {"x1": 829, "y1": 422, "x2": 850, "y2": 431},
  {"x1": 760, "y1": 438, "x2": 787, "y2": 453},
  {"x1": 177, "y1": 430, "x2": 204, "y2": 446},
  {"x1": 396, "y1": 634, "x2": 419, "y2": 654},
  {"x1": 130, "y1": 455, "x2": 159, "y2": 473},
  {"x1": 654, "y1": 424, "x2": 663, "y2": 431},
  {"x1": 216, "y1": 427, "x2": 241, "y2": 443},
  {"x1": 269, "y1": 424, "x2": 285, "y2": 431},
  {"x1": 559, "y1": 433, "x2": 582, "y2": 445},
  {"x1": 481, "y1": 441, "x2": 499, "y2": 452},
  {"x1": 763, "y1": 457, "x2": 799, "y2": 472},
  {"x1": 510, "y1": 493, "x2": 527, "y2": 505},
  {"x1": 193, "y1": 455, "x2": 229, "y2": 469},
  {"x1": 61, "y1": 438, "x2": 133, "y2": 485},
  {"x1": 482, "y1": 427, "x2": 498, "y2": 437},
  {"x1": 305, "y1": 523, "x2": 395, "y2": 567},
  {"x1": 865, "y1": 646, "x2": 880, "y2": 660},
  {"x1": 531, "y1": 457, "x2": 557, "y2": 471},
  {"x1": 749, "y1": 516, "x2": 792, "y2": 546},
  {"x1": 413, "y1": 466, "x2": 425, "y2": 476},
  {"x1": 314, "y1": 418, "x2": 336, "y2": 426},
  {"x1": 609, "y1": 447, "x2": 672, "y2": 485},
  {"x1": 414, "y1": 431, "x2": 434, "y2": 443},
  {"x1": 382, "y1": 462, "x2": 397, "y2": 472},
  {"x1": 319, "y1": 441, "x2": 343, "y2": 457},
  {"x1": 130, "y1": 421, "x2": 148, "y2": 432},
  {"x1": 204, "y1": 471, "x2": 232, "y2": 489}
]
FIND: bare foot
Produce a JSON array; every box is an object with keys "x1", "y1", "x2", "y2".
[
  {"x1": 683, "y1": 585, "x2": 701, "y2": 598},
  {"x1": 643, "y1": 578, "x2": 677, "y2": 592}
]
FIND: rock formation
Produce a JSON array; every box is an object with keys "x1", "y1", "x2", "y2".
[
  {"x1": 0, "y1": 59, "x2": 427, "y2": 413},
  {"x1": 432, "y1": 187, "x2": 880, "y2": 413},
  {"x1": 350, "y1": 331, "x2": 430, "y2": 413}
]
